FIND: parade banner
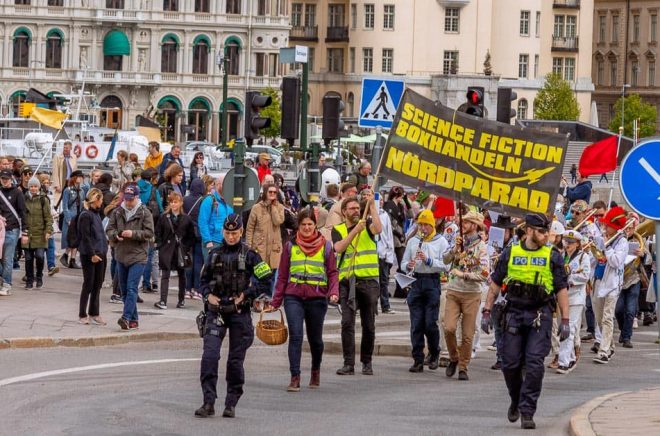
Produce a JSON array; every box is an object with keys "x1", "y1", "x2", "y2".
[{"x1": 379, "y1": 89, "x2": 569, "y2": 217}]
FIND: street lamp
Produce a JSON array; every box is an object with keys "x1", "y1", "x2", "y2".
[{"x1": 217, "y1": 50, "x2": 230, "y2": 148}]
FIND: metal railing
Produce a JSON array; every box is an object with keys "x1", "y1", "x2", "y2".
[
  {"x1": 551, "y1": 36, "x2": 579, "y2": 51},
  {"x1": 326, "y1": 26, "x2": 349, "y2": 42},
  {"x1": 291, "y1": 26, "x2": 319, "y2": 40}
]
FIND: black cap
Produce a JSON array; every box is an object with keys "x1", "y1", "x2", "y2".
[
  {"x1": 525, "y1": 213, "x2": 551, "y2": 229},
  {"x1": 494, "y1": 214, "x2": 516, "y2": 229},
  {"x1": 0, "y1": 169, "x2": 13, "y2": 179},
  {"x1": 223, "y1": 213, "x2": 243, "y2": 231},
  {"x1": 21, "y1": 166, "x2": 33, "y2": 175}
]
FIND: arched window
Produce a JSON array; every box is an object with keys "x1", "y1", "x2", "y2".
[
  {"x1": 188, "y1": 98, "x2": 211, "y2": 141},
  {"x1": 192, "y1": 35, "x2": 210, "y2": 74},
  {"x1": 99, "y1": 95, "x2": 123, "y2": 129},
  {"x1": 517, "y1": 99, "x2": 529, "y2": 120},
  {"x1": 225, "y1": 37, "x2": 241, "y2": 75},
  {"x1": 157, "y1": 96, "x2": 182, "y2": 143},
  {"x1": 46, "y1": 29, "x2": 63, "y2": 69},
  {"x1": 13, "y1": 29, "x2": 31, "y2": 68},
  {"x1": 161, "y1": 35, "x2": 178, "y2": 73}
]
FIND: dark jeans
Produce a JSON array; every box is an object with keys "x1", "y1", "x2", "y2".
[
  {"x1": 406, "y1": 274, "x2": 440, "y2": 363},
  {"x1": 79, "y1": 254, "x2": 107, "y2": 318},
  {"x1": 492, "y1": 302, "x2": 505, "y2": 364},
  {"x1": 24, "y1": 248, "x2": 45, "y2": 283},
  {"x1": 585, "y1": 294, "x2": 595, "y2": 334},
  {"x1": 185, "y1": 240, "x2": 203, "y2": 292},
  {"x1": 615, "y1": 281, "x2": 641, "y2": 342},
  {"x1": 142, "y1": 246, "x2": 155, "y2": 287},
  {"x1": 339, "y1": 278, "x2": 379, "y2": 366},
  {"x1": 117, "y1": 262, "x2": 146, "y2": 322},
  {"x1": 393, "y1": 246, "x2": 406, "y2": 298},
  {"x1": 160, "y1": 268, "x2": 186, "y2": 305},
  {"x1": 378, "y1": 258, "x2": 392, "y2": 311},
  {"x1": 200, "y1": 311, "x2": 254, "y2": 407},
  {"x1": 283, "y1": 296, "x2": 328, "y2": 376}
]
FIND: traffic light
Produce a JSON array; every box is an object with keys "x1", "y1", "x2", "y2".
[
  {"x1": 280, "y1": 77, "x2": 300, "y2": 141},
  {"x1": 244, "y1": 91, "x2": 272, "y2": 145},
  {"x1": 465, "y1": 86, "x2": 485, "y2": 118},
  {"x1": 496, "y1": 87, "x2": 517, "y2": 124},
  {"x1": 322, "y1": 95, "x2": 344, "y2": 145}
]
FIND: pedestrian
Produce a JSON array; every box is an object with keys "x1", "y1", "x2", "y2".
[
  {"x1": 105, "y1": 183, "x2": 154, "y2": 330},
  {"x1": 323, "y1": 182, "x2": 357, "y2": 237},
  {"x1": 198, "y1": 175, "x2": 233, "y2": 260},
  {"x1": 159, "y1": 145, "x2": 186, "y2": 193},
  {"x1": 37, "y1": 173, "x2": 59, "y2": 277},
  {"x1": 441, "y1": 211, "x2": 489, "y2": 381},
  {"x1": 270, "y1": 208, "x2": 339, "y2": 391},
  {"x1": 129, "y1": 153, "x2": 141, "y2": 170},
  {"x1": 195, "y1": 214, "x2": 272, "y2": 419},
  {"x1": 60, "y1": 170, "x2": 86, "y2": 269},
  {"x1": 482, "y1": 213, "x2": 570, "y2": 430},
  {"x1": 24, "y1": 177, "x2": 52, "y2": 289},
  {"x1": 51, "y1": 141, "x2": 77, "y2": 204},
  {"x1": 0, "y1": 169, "x2": 27, "y2": 296},
  {"x1": 138, "y1": 168, "x2": 163, "y2": 294},
  {"x1": 566, "y1": 174, "x2": 593, "y2": 205},
  {"x1": 94, "y1": 173, "x2": 115, "y2": 219},
  {"x1": 332, "y1": 195, "x2": 382, "y2": 376},
  {"x1": 245, "y1": 183, "x2": 285, "y2": 295},
  {"x1": 384, "y1": 186, "x2": 410, "y2": 298},
  {"x1": 183, "y1": 178, "x2": 208, "y2": 300},
  {"x1": 402, "y1": 209, "x2": 449, "y2": 372},
  {"x1": 599, "y1": 173, "x2": 609, "y2": 183},
  {"x1": 569, "y1": 163, "x2": 577, "y2": 184},
  {"x1": 154, "y1": 192, "x2": 195, "y2": 310},
  {"x1": 144, "y1": 141, "x2": 163, "y2": 170},
  {"x1": 189, "y1": 151, "x2": 208, "y2": 186},
  {"x1": 112, "y1": 150, "x2": 135, "y2": 192},
  {"x1": 347, "y1": 161, "x2": 371, "y2": 193},
  {"x1": 256, "y1": 152, "x2": 272, "y2": 183},
  {"x1": 77, "y1": 188, "x2": 108, "y2": 325},
  {"x1": 377, "y1": 197, "x2": 396, "y2": 314},
  {"x1": 158, "y1": 163, "x2": 184, "y2": 210}
]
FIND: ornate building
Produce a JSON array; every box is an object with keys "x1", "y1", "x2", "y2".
[{"x1": 0, "y1": 0, "x2": 290, "y2": 143}]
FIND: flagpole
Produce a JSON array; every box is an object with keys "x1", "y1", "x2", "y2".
[{"x1": 607, "y1": 126, "x2": 624, "y2": 208}]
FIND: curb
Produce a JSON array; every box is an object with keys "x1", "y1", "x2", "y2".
[
  {"x1": 0, "y1": 332, "x2": 199, "y2": 350},
  {"x1": 569, "y1": 391, "x2": 631, "y2": 436},
  {"x1": 305, "y1": 340, "x2": 411, "y2": 358}
]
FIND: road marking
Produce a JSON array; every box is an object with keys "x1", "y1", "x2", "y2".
[{"x1": 0, "y1": 358, "x2": 199, "y2": 388}]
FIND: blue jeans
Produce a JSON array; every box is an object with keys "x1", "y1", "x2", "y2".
[
  {"x1": 283, "y1": 295, "x2": 328, "y2": 377},
  {"x1": 615, "y1": 281, "x2": 641, "y2": 342},
  {"x1": 185, "y1": 240, "x2": 204, "y2": 292},
  {"x1": 142, "y1": 246, "x2": 155, "y2": 287},
  {"x1": 1, "y1": 228, "x2": 20, "y2": 286},
  {"x1": 47, "y1": 237, "x2": 56, "y2": 269},
  {"x1": 117, "y1": 262, "x2": 146, "y2": 322}
]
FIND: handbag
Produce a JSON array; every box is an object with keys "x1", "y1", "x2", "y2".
[{"x1": 167, "y1": 215, "x2": 192, "y2": 269}]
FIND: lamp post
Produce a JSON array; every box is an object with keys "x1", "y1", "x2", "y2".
[{"x1": 216, "y1": 50, "x2": 230, "y2": 148}]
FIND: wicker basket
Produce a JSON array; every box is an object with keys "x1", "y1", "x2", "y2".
[{"x1": 256, "y1": 308, "x2": 288, "y2": 346}]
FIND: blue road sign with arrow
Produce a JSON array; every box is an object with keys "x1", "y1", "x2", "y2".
[
  {"x1": 619, "y1": 139, "x2": 660, "y2": 220},
  {"x1": 358, "y1": 77, "x2": 405, "y2": 129}
]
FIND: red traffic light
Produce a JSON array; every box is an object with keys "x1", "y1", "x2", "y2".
[{"x1": 467, "y1": 89, "x2": 483, "y2": 105}]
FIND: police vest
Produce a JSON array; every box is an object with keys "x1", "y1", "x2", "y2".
[
  {"x1": 289, "y1": 243, "x2": 327, "y2": 286},
  {"x1": 334, "y1": 223, "x2": 379, "y2": 280},
  {"x1": 506, "y1": 243, "x2": 554, "y2": 293}
]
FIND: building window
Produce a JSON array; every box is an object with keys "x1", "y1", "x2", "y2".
[
  {"x1": 384, "y1": 5, "x2": 395, "y2": 30},
  {"x1": 566, "y1": 15, "x2": 576, "y2": 38},
  {"x1": 652, "y1": 14, "x2": 658, "y2": 42},
  {"x1": 161, "y1": 36, "x2": 177, "y2": 73},
  {"x1": 631, "y1": 61, "x2": 639, "y2": 86},
  {"x1": 48, "y1": 0, "x2": 63, "y2": 6},
  {"x1": 192, "y1": 39, "x2": 209, "y2": 74},
  {"x1": 15, "y1": 0, "x2": 30, "y2": 4},
  {"x1": 104, "y1": 55, "x2": 122, "y2": 71},
  {"x1": 328, "y1": 4, "x2": 344, "y2": 27},
  {"x1": 518, "y1": 54, "x2": 529, "y2": 79},
  {"x1": 187, "y1": 99, "x2": 209, "y2": 142},
  {"x1": 351, "y1": 4, "x2": 357, "y2": 29},
  {"x1": 564, "y1": 57, "x2": 575, "y2": 81},
  {"x1": 195, "y1": 0, "x2": 209, "y2": 13},
  {"x1": 597, "y1": 59, "x2": 604, "y2": 85},
  {"x1": 633, "y1": 14, "x2": 640, "y2": 43},
  {"x1": 363, "y1": 48, "x2": 373, "y2": 73},
  {"x1": 255, "y1": 53, "x2": 265, "y2": 76},
  {"x1": 327, "y1": 48, "x2": 344, "y2": 73},
  {"x1": 443, "y1": 50, "x2": 458, "y2": 74},
  {"x1": 163, "y1": 0, "x2": 177, "y2": 11},
  {"x1": 599, "y1": 15, "x2": 606, "y2": 42},
  {"x1": 13, "y1": 30, "x2": 30, "y2": 68},
  {"x1": 517, "y1": 99, "x2": 528, "y2": 120},
  {"x1": 445, "y1": 8, "x2": 459, "y2": 32},
  {"x1": 552, "y1": 57, "x2": 563, "y2": 75},
  {"x1": 520, "y1": 11, "x2": 530, "y2": 36},
  {"x1": 268, "y1": 53, "x2": 279, "y2": 76},
  {"x1": 382, "y1": 48, "x2": 393, "y2": 73},
  {"x1": 257, "y1": 0, "x2": 266, "y2": 15},
  {"x1": 349, "y1": 47, "x2": 355, "y2": 73},
  {"x1": 553, "y1": 15, "x2": 565, "y2": 37},
  {"x1": 649, "y1": 61, "x2": 655, "y2": 86},
  {"x1": 610, "y1": 59, "x2": 617, "y2": 85},
  {"x1": 45, "y1": 31, "x2": 62, "y2": 69},
  {"x1": 308, "y1": 47, "x2": 315, "y2": 72},
  {"x1": 305, "y1": 4, "x2": 316, "y2": 26},
  {"x1": 535, "y1": 11, "x2": 541, "y2": 37},
  {"x1": 106, "y1": 0, "x2": 124, "y2": 8},
  {"x1": 291, "y1": 3, "x2": 302, "y2": 27},
  {"x1": 226, "y1": 0, "x2": 241, "y2": 14},
  {"x1": 534, "y1": 54, "x2": 539, "y2": 78},
  {"x1": 226, "y1": 42, "x2": 240, "y2": 75},
  {"x1": 612, "y1": 15, "x2": 619, "y2": 42},
  {"x1": 364, "y1": 4, "x2": 374, "y2": 29}
]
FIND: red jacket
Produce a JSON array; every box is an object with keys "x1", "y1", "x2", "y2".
[{"x1": 257, "y1": 164, "x2": 271, "y2": 183}]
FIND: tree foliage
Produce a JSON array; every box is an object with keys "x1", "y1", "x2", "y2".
[
  {"x1": 608, "y1": 93, "x2": 657, "y2": 138},
  {"x1": 533, "y1": 73, "x2": 581, "y2": 121},
  {"x1": 260, "y1": 87, "x2": 281, "y2": 139}
]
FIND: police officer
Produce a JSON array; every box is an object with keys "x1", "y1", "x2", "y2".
[
  {"x1": 482, "y1": 213, "x2": 570, "y2": 430},
  {"x1": 195, "y1": 214, "x2": 272, "y2": 419}
]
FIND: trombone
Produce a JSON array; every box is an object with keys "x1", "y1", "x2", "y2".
[
  {"x1": 572, "y1": 209, "x2": 597, "y2": 231},
  {"x1": 581, "y1": 218, "x2": 636, "y2": 259}
]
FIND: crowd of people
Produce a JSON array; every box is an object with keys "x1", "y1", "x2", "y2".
[{"x1": 0, "y1": 146, "x2": 656, "y2": 429}]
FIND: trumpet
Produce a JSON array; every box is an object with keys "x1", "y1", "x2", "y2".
[
  {"x1": 581, "y1": 219, "x2": 637, "y2": 258},
  {"x1": 572, "y1": 209, "x2": 597, "y2": 231}
]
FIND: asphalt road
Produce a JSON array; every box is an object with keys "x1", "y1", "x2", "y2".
[{"x1": 1, "y1": 330, "x2": 659, "y2": 436}]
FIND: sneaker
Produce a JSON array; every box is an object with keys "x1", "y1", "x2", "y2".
[
  {"x1": 547, "y1": 355, "x2": 559, "y2": 369},
  {"x1": 487, "y1": 344, "x2": 497, "y2": 351},
  {"x1": 68, "y1": 259, "x2": 81, "y2": 269},
  {"x1": 60, "y1": 253, "x2": 69, "y2": 267},
  {"x1": 21, "y1": 275, "x2": 27, "y2": 282},
  {"x1": 622, "y1": 340, "x2": 633, "y2": 348},
  {"x1": 446, "y1": 361, "x2": 458, "y2": 378},
  {"x1": 580, "y1": 332, "x2": 595, "y2": 342},
  {"x1": 471, "y1": 350, "x2": 477, "y2": 359},
  {"x1": 593, "y1": 354, "x2": 609, "y2": 364},
  {"x1": 36, "y1": 279, "x2": 43, "y2": 289},
  {"x1": 117, "y1": 317, "x2": 130, "y2": 330},
  {"x1": 590, "y1": 342, "x2": 600, "y2": 354},
  {"x1": 567, "y1": 360, "x2": 577, "y2": 373},
  {"x1": 109, "y1": 294, "x2": 123, "y2": 304},
  {"x1": 0, "y1": 288, "x2": 11, "y2": 296},
  {"x1": 336, "y1": 365, "x2": 355, "y2": 375},
  {"x1": 25, "y1": 282, "x2": 33, "y2": 289},
  {"x1": 191, "y1": 291, "x2": 203, "y2": 301},
  {"x1": 382, "y1": 307, "x2": 396, "y2": 314},
  {"x1": 177, "y1": 300, "x2": 185, "y2": 308},
  {"x1": 507, "y1": 402, "x2": 520, "y2": 423},
  {"x1": 128, "y1": 321, "x2": 139, "y2": 330},
  {"x1": 521, "y1": 415, "x2": 536, "y2": 430},
  {"x1": 141, "y1": 285, "x2": 154, "y2": 293},
  {"x1": 48, "y1": 266, "x2": 59, "y2": 276},
  {"x1": 154, "y1": 301, "x2": 167, "y2": 310},
  {"x1": 152, "y1": 283, "x2": 159, "y2": 292},
  {"x1": 633, "y1": 318, "x2": 638, "y2": 329},
  {"x1": 556, "y1": 365, "x2": 569, "y2": 374},
  {"x1": 458, "y1": 370, "x2": 469, "y2": 381},
  {"x1": 608, "y1": 349, "x2": 615, "y2": 359},
  {"x1": 185, "y1": 291, "x2": 192, "y2": 299},
  {"x1": 491, "y1": 361, "x2": 502, "y2": 370},
  {"x1": 438, "y1": 357, "x2": 451, "y2": 368}
]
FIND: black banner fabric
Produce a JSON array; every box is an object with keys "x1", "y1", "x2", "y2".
[{"x1": 379, "y1": 89, "x2": 569, "y2": 217}]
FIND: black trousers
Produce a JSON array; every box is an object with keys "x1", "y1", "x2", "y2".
[
  {"x1": 339, "y1": 278, "x2": 379, "y2": 366},
  {"x1": 160, "y1": 268, "x2": 186, "y2": 305},
  {"x1": 79, "y1": 254, "x2": 107, "y2": 318},
  {"x1": 24, "y1": 248, "x2": 45, "y2": 283},
  {"x1": 393, "y1": 246, "x2": 406, "y2": 297},
  {"x1": 200, "y1": 311, "x2": 254, "y2": 407}
]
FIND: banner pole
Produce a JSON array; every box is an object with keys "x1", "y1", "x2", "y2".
[{"x1": 607, "y1": 127, "x2": 623, "y2": 208}]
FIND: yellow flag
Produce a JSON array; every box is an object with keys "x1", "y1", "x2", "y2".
[
  {"x1": 227, "y1": 138, "x2": 235, "y2": 149},
  {"x1": 29, "y1": 107, "x2": 67, "y2": 129}
]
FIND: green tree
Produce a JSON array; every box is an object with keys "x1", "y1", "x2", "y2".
[
  {"x1": 260, "y1": 87, "x2": 281, "y2": 140},
  {"x1": 608, "y1": 93, "x2": 657, "y2": 138},
  {"x1": 533, "y1": 73, "x2": 581, "y2": 120}
]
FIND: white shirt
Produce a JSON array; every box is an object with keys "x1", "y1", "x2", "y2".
[
  {"x1": 377, "y1": 209, "x2": 395, "y2": 264},
  {"x1": 595, "y1": 235, "x2": 629, "y2": 298}
]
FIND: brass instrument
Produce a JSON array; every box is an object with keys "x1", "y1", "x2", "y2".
[
  {"x1": 572, "y1": 209, "x2": 597, "y2": 231},
  {"x1": 624, "y1": 231, "x2": 645, "y2": 278},
  {"x1": 582, "y1": 219, "x2": 637, "y2": 260}
]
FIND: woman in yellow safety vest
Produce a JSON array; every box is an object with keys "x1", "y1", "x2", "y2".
[{"x1": 271, "y1": 207, "x2": 339, "y2": 392}]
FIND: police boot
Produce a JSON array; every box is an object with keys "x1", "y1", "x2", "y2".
[
  {"x1": 521, "y1": 415, "x2": 536, "y2": 429},
  {"x1": 222, "y1": 406, "x2": 235, "y2": 418},
  {"x1": 309, "y1": 370, "x2": 320, "y2": 388},
  {"x1": 409, "y1": 361, "x2": 424, "y2": 373},
  {"x1": 194, "y1": 403, "x2": 215, "y2": 418},
  {"x1": 507, "y1": 402, "x2": 520, "y2": 422},
  {"x1": 287, "y1": 375, "x2": 301, "y2": 392},
  {"x1": 428, "y1": 355, "x2": 440, "y2": 370},
  {"x1": 336, "y1": 365, "x2": 354, "y2": 375}
]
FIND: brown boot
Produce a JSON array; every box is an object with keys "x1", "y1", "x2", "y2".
[
  {"x1": 287, "y1": 375, "x2": 300, "y2": 392},
  {"x1": 547, "y1": 355, "x2": 559, "y2": 369},
  {"x1": 309, "y1": 370, "x2": 320, "y2": 389},
  {"x1": 574, "y1": 345, "x2": 581, "y2": 363}
]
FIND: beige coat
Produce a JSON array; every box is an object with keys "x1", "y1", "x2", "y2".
[
  {"x1": 246, "y1": 201, "x2": 285, "y2": 269},
  {"x1": 51, "y1": 153, "x2": 77, "y2": 200}
]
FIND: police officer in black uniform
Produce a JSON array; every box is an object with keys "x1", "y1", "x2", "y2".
[
  {"x1": 195, "y1": 213, "x2": 272, "y2": 419},
  {"x1": 482, "y1": 213, "x2": 570, "y2": 430}
]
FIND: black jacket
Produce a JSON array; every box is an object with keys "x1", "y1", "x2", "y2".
[
  {"x1": 77, "y1": 207, "x2": 108, "y2": 257},
  {"x1": 183, "y1": 178, "x2": 206, "y2": 240},
  {"x1": 155, "y1": 212, "x2": 195, "y2": 271},
  {"x1": 94, "y1": 182, "x2": 115, "y2": 218},
  {"x1": 0, "y1": 185, "x2": 27, "y2": 231}
]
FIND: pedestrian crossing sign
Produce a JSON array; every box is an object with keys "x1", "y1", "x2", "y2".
[{"x1": 358, "y1": 77, "x2": 405, "y2": 129}]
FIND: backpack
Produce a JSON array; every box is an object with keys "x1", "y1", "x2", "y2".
[
  {"x1": 146, "y1": 185, "x2": 161, "y2": 222},
  {"x1": 66, "y1": 210, "x2": 85, "y2": 249}
]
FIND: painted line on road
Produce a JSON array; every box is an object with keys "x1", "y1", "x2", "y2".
[{"x1": 0, "y1": 358, "x2": 199, "y2": 388}]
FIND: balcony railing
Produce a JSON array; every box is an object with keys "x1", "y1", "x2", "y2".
[
  {"x1": 551, "y1": 36, "x2": 579, "y2": 52},
  {"x1": 326, "y1": 26, "x2": 349, "y2": 43},
  {"x1": 553, "y1": 0, "x2": 580, "y2": 8},
  {"x1": 290, "y1": 26, "x2": 319, "y2": 41},
  {"x1": 96, "y1": 8, "x2": 144, "y2": 22}
]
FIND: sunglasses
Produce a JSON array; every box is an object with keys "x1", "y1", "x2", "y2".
[
  {"x1": 24, "y1": 172, "x2": 33, "y2": 176},
  {"x1": 268, "y1": 190, "x2": 277, "y2": 194}
]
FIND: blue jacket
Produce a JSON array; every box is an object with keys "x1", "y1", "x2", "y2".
[
  {"x1": 137, "y1": 179, "x2": 163, "y2": 214},
  {"x1": 197, "y1": 190, "x2": 233, "y2": 244},
  {"x1": 62, "y1": 185, "x2": 87, "y2": 222},
  {"x1": 567, "y1": 180, "x2": 592, "y2": 205}
]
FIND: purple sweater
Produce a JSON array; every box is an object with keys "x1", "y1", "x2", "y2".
[{"x1": 271, "y1": 239, "x2": 339, "y2": 308}]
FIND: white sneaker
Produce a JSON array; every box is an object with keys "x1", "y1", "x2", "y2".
[
  {"x1": 633, "y1": 318, "x2": 638, "y2": 329},
  {"x1": 0, "y1": 284, "x2": 12, "y2": 296}
]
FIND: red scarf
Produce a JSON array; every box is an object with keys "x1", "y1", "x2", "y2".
[{"x1": 296, "y1": 229, "x2": 326, "y2": 257}]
